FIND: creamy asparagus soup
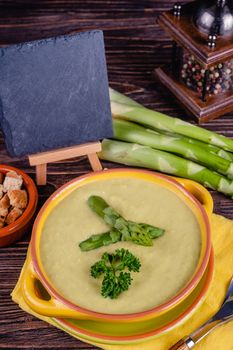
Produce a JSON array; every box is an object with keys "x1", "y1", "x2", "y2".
[{"x1": 40, "y1": 177, "x2": 201, "y2": 314}]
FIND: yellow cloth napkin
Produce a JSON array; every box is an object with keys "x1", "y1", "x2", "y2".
[{"x1": 12, "y1": 213, "x2": 233, "y2": 350}]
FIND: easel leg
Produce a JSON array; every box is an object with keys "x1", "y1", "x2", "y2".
[
  {"x1": 36, "y1": 164, "x2": 47, "y2": 185},
  {"x1": 29, "y1": 142, "x2": 103, "y2": 185},
  {"x1": 87, "y1": 153, "x2": 103, "y2": 171}
]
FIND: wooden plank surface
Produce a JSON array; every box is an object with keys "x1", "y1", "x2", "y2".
[{"x1": 0, "y1": 1, "x2": 232, "y2": 349}]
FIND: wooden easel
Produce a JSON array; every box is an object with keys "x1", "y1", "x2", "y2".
[{"x1": 28, "y1": 141, "x2": 103, "y2": 185}]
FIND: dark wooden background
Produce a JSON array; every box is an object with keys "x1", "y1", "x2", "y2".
[{"x1": 0, "y1": 1, "x2": 232, "y2": 349}]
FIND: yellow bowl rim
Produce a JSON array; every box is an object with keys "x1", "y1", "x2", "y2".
[{"x1": 31, "y1": 168, "x2": 211, "y2": 321}]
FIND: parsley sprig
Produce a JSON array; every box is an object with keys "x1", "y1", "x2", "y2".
[{"x1": 91, "y1": 248, "x2": 141, "y2": 299}]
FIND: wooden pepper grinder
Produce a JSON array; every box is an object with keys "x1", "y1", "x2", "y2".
[{"x1": 154, "y1": 0, "x2": 233, "y2": 123}]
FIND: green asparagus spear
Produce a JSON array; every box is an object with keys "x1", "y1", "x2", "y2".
[
  {"x1": 79, "y1": 196, "x2": 165, "y2": 251},
  {"x1": 110, "y1": 89, "x2": 233, "y2": 152},
  {"x1": 109, "y1": 88, "x2": 233, "y2": 161},
  {"x1": 88, "y1": 196, "x2": 164, "y2": 245},
  {"x1": 79, "y1": 230, "x2": 121, "y2": 251},
  {"x1": 112, "y1": 118, "x2": 233, "y2": 179},
  {"x1": 109, "y1": 87, "x2": 141, "y2": 107},
  {"x1": 159, "y1": 130, "x2": 233, "y2": 162},
  {"x1": 99, "y1": 139, "x2": 233, "y2": 197}
]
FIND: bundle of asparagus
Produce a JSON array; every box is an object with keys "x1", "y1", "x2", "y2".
[{"x1": 99, "y1": 88, "x2": 233, "y2": 198}]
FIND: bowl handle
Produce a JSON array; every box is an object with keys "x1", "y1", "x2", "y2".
[
  {"x1": 174, "y1": 178, "x2": 213, "y2": 217},
  {"x1": 22, "y1": 259, "x2": 92, "y2": 319}
]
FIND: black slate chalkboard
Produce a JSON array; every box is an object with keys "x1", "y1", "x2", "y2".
[{"x1": 0, "y1": 30, "x2": 112, "y2": 157}]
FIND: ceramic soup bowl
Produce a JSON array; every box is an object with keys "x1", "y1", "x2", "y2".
[{"x1": 22, "y1": 168, "x2": 212, "y2": 323}]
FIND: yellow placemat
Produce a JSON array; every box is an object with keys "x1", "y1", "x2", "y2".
[{"x1": 12, "y1": 213, "x2": 233, "y2": 350}]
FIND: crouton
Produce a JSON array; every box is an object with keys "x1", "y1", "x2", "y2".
[
  {"x1": 0, "y1": 208, "x2": 8, "y2": 219},
  {"x1": 5, "y1": 208, "x2": 23, "y2": 225},
  {"x1": 3, "y1": 171, "x2": 23, "y2": 192},
  {"x1": 0, "y1": 194, "x2": 10, "y2": 210},
  {"x1": 8, "y1": 190, "x2": 28, "y2": 209},
  {"x1": 0, "y1": 194, "x2": 10, "y2": 219}
]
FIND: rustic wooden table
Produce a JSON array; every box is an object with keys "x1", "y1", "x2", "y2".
[{"x1": 0, "y1": 1, "x2": 232, "y2": 349}]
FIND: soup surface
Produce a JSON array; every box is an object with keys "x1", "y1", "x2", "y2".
[{"x1": 40, "y1": 177, "x2": 201, "y2": 314}]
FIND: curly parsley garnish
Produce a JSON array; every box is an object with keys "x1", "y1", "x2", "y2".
[{"x1": 91, "y1": 248, "x2": 141, "y2": 299}]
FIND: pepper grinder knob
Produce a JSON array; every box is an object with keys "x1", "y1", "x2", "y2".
[
  {"x1": 173, "y1": 2, "x2": 182, "y2": 16},
  {"x1": 208, "y1": 33, "x2": 218, "y2": 48}
]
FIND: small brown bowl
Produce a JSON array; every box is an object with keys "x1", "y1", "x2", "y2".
[{"x1": 0, "y1": 165, "x2": 38, "y2": 247}]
